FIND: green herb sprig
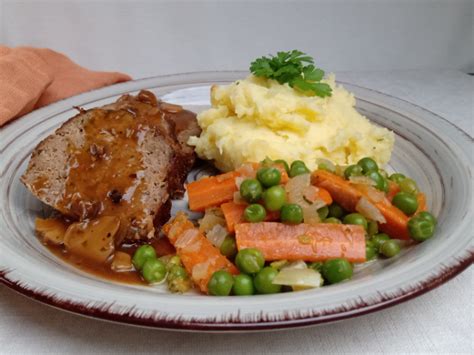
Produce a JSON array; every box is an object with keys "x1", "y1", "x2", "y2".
[{"x1": 250, "y1": 50, "x2": 332, "y2": 97}]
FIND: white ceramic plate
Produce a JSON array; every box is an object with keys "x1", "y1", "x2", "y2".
[{"x1": 1, "y1": 72, "x2": 472, "y2": 331}]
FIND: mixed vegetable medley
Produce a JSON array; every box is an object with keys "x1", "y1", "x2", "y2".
[{"x1": 132, "y1": 157, "x2": 437, "y2": 296}]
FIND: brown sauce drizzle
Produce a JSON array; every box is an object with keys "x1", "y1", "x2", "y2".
[
  {"x1": 46, "y1": 243, "x2": 145, "y2": 285},
  {"x1": 56, "y1": 104, "x2": 167, "y2": 241},
  {"x1": 40, "y1": 220, "x2": 176, "y2": 285}
]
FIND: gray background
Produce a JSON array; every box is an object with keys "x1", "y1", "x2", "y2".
[
  {"x1": 0, "y1": 0, "x2": 473, "y2": 354},
  {"x1": 1, "y1": 0, "x2": 473, "y2": 77}
]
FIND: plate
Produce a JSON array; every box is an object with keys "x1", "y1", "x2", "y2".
[{"x1": 1, "y1": 72, "x2": 472, "y2": 332}]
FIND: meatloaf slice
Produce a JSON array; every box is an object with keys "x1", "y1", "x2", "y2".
[{"x1": 21, "y1": 90, "x2": 199, "y2": 243}]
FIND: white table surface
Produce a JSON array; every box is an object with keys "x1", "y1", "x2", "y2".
[{"x1": 1, "y1": 70, "x2": 472, "y2": 354}]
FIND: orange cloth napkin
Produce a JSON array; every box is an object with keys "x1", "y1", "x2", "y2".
[{"x1": 0, "y1": 46, "x2": 131, "y2": 126}]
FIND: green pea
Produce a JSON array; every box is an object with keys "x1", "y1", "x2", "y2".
[
  {"x1": 244, "y1": 204, "x2": 267, "y2": 223},
  {"x1": 378, "y1": 169, "x2": 389, "y2": 179},
  {"x1": 408, "y1": 215, "x2": 435, "y2": 242},
  {"x1": 367, "y1": 220, "x2": 379, "y2": 236},
  {"x1": 208, "y1": 270, "x2": 234, "y2": 296},
  {"x1": 357, "y1": 157, "x2": 378, "y2": 173},
  {"x1": 379, "y1": 239, "x2": 401, "y2": 258},
  {"x1": 321, "y1": 258, "x2": 353, "y2": 284},
  {"x1": 399, "y1": 178, "x2": 419, "y2": 195},
  {"x1": 280, "y1": 203, "x2": 304, "y2": 224},
  {"x1": 343, "y1": 213, "x2": 368, "y2": 230},
  {"x1": 168, "y1": 265, "x2": 188, "y2": 280},
  {"x1": 371, "y1": 233, "x2": 391, "y2": 249},
  {"x1": 366, "y1": 243, "x2": 378, "y2": 261},
  {"x1": 389, "y1": 173, "x2": 406, "y2": 184},
  {"x1": 324, "y1": 217, "x2": 342, "y2": 224},
  {"x1": 142, "y1": 258, "x2": 167, "y2": 284},
  {"x1": 220, "y1": 235, "x2": 237, "y2": 258},
  {"x1": 166, "y1": 255, "x2": 182, "y2": 270},
  {"x1": 257, "y1": 167, "x2": 281, "y2": 187},
  {"x1": 328, "y1": 203, "x2": 345, "y2": 219},
  {"x1": 417, "y1": 211, "x2": 437, "y2": 225},
  {"x1": 289, "y1": 160, "x2": 310, "y2": 177},
  {"x1": 254, "y1": 267, "x2": 282, "y2": 294},
  {"x1": 167, "y1": 265, "x2": 192, "y2": 293},
  {"x1": 308, "y1": 261, "x2": 323, "y2": 272},
  {"x1": 239, "y1": 179, "x2": 263, "y2": 203},
  {"x1": 132, "y1": 245, "x2": 157, "y2": 270},
  {"x1": 263, "y1": 185, "x2": 287, "y2": 211},
  {"x1": 344, "y1": 164, "x2": 363, "y2": 179},
  {"x1": 365, "y1": 171, "x2": 388, "y2": 192},
  {"x1": 235, "y1": 248, "x2": 265, "y2": 274},
  {"x1": 274, "y1": 159, "x2": 290, "y2": 174},
  {"x1": 317, "y1": 206, "x2": 329, "y2": 220},
  {"x1": 392, "y1": 192, "x2": 419, "y2": 215},
  {"x1": 232, "y1": 274, "x2": 255, "y2": 295}
]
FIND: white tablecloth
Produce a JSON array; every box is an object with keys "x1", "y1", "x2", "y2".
[{"x1": 1, "y1": 70, "x2": 472, "y2": 354}]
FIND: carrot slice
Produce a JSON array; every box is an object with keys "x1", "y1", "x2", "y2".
[
  {"x1": 386, "y1": 181, "x2": 400, "y2": 201},
  {"x1": 221, "y1": 202, "x2": 247, "y2": 233},
  {"x1": 374, "y1": 200, "x2": 410, "y2": 240},
  {"x1": 311, "y1": 170, "x2": 362, "y2": 211},
  {"x1": 312, "y1": 170, "x2": 411, "y2": 240},
  {"x1": 415, "y1": 192, "x2": 427, "y2": 214},
  {"x1": 235, "y1": 222, "x2": 366, "y2": 262},
  {"x1": 221, "y1": 202, "x2": 280, "y2": 233},
  {"x1": 162, "y1": 212, "x2": 238, "y2": 293},
  {"x1": 187, "y1": 171, "x2": 239, "y2": 211},
  {"x1": 317, "y1": 187, "x2": 333, "y2": 205}
]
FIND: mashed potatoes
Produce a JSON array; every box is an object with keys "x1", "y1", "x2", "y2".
[{"x1": 188, "y1": 75, "x2": 394, "y2": 172}]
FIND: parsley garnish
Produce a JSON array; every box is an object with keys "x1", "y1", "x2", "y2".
[{"x1": 250, "y1": 50, "x2": 332, "y2": 97}]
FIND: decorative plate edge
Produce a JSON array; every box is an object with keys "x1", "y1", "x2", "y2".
[{"x1": 1, "y1": 251, "x2": 472, "y2": 332}]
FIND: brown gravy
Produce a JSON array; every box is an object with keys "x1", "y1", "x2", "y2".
[
  {"x1": 57, "y1": 106, "x2": 154, "y2": 241},
  {"x1": 39, "y1": 219, "x2": 176, "y2": 285},
  {"x1": 46, "y1": 243, "x2": 145, "y2": 285}
]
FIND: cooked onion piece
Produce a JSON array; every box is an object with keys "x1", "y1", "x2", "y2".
[
  {"x1": 206, "y1": 224, "x2": 228, "y2": 248},
  {"x1": 199, "y1": 207, "x2": 226, "y2": 234},
  {"x1": 272, "y1": 268, "x2": 323, "y2": 289},
  {"x1": 349, "y1": 175, "x2": 376, "y2": 186},
  {"x1": 35, "y1": 217, "x2": 68, "y2": 245},
  {"x1": 355, "y1": 197, "x2": 386, "y2": 223},
  {"x1": 111, "y1": 251, "x2": 133, "y2": 272},
  {"x1": 64, "y1": 216, "x2": 119, "y2": 263}
]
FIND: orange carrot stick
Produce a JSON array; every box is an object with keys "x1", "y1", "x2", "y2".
[
  {"x1": 386, "y1": 181, "x2": 400, "y2": 202},
  {"x1": 374, "y1": 200, "x2": 410, "y2": 240},
  {"x1": 311, "y1": 170, "x2": 362, "y2": 211},
  {"x1": 187, "y1": 172, "x2": 239, "y2": 211},
  {"x1": 221, "y1": 202, "x2": 247, "y2": 233},
  {"x1": 317, "y1": 187, "x2": 333, "y2": 205},
  {"x1": 312, "y1": 170, "x2": 411, "y2": 240},
  {"x1": 162, "y1": 212, "x2": 239, "y2": 293},
  {"x1": 415, "y1": 192, "x2": 427, "y2": 214},
  {"x1": 221, "y1": 201, "x2": 280, "y2": 233},
  {"x1": 235, "y1": 222, "x2": 366, "y2": 262}
]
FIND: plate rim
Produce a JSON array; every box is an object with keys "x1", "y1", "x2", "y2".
[
  {"x1": 1, "y1": 255, "x2": 472, "y2": 332},
  {"x1": 1, "y1": 71, "x2": 473, "y2": 332}
]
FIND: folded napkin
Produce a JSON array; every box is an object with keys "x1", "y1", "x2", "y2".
[{"x1": 0, "y1": 46, "x2": 131, "y2": 126}]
